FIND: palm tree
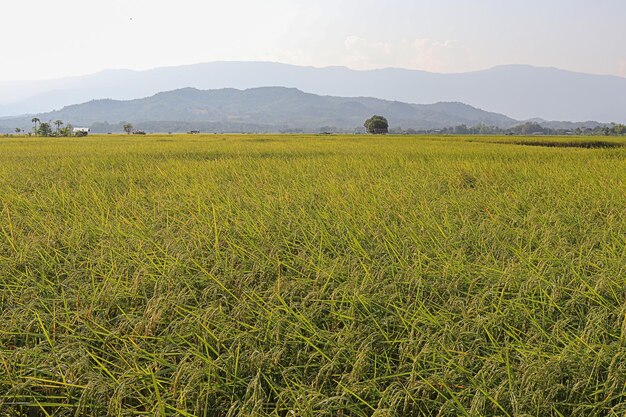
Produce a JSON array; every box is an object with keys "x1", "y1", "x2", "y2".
[
  {"x1": 54, "y1": 120, "x2": 64, "y2": 135},
  {"x1": 31, "y1": 117, "x2": 40, "y2": 136}
]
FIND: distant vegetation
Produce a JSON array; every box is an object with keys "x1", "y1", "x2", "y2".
[
  {"x1": 1, "y1": 134, "x2": 625, "y2": 415},
  {"x1": 399, "y1": 121, "x2": 626, "y2": 136},
  {"x1": 123, "y1": 122, "x2": 133, "y2": 134},
  {"x1": 6, "y1": 118, "x2": 624, "y2": 138},
  {"x1": 364, "y1": 115, "x2": 389, "y2": 134},
  {"x1": 25, "y1": 116, "x2": 75, "y2": 137}
]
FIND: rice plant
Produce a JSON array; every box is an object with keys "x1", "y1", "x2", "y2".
[{"x1": 1, "y1": 134, "x2": 625, "y2": 416}]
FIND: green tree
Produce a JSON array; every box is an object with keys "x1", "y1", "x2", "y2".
[
  {"x1": 454, "y1": 124, "x2": 469, "y2": 134},
  {"x1": 54, "y1": 120, "x2": 64, "y2": 135},
  {"x1": 123, "y1": 123, "x2": 133, "y2": 134},
  {"x1": 364, "y1": 115, "x2": 389, "y2": 134},
  {"x1": 31, "y1": 117, "x2": 40, "y2": 136},
  {"x1": 37, "y1": 122, "x2": 53, "y2": 137},
  {"x1": 515, "y1": 122, "x2": 545, "y2": 135},
  {"x1": 14, "y1": 128, "x2": 21, "y2": 134},
  {"x1": 613, "y1": 124, "x2": 626, "y2": 135},
  {"x1": 60, "y1": 123, "x2": 74, "y2": 137}
]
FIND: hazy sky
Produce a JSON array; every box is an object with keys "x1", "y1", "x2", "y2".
[{"x1": 2, "y1": 0, "x2": 625, "y2": 81}]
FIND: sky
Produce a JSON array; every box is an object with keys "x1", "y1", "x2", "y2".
[{"x1": 2, "y1": 0, "x2": 626, "y2": 81}]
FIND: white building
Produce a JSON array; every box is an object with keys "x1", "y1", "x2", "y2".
[{"x1": 73, "y1": 127, "x2": 90, "y2": 136}]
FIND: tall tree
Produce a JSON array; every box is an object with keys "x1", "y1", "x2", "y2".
[
  {"x1": 31, "y1": 117, "x2": 40, "y2": 136},
  {"x1": 123, "y1": 123, "x2": 133, "y2": 135},
  {"x1": 54, "y1": 120, "x2": 64, "y2": 135},
  {"x1": 62, "y1": 123, "x2": 74, "y2": 137},
  {"x1": 37, "y1": 122, "x2": 53, "y2": 137}
]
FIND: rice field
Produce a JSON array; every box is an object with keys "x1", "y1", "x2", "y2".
[{"x1": 1, "y1": 134, "x2": 625, "y2": 416}]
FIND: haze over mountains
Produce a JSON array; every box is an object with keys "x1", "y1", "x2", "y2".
[
  {"x1": 1, "y1": 61, "x2": 625, "y2": 123},
  {"x1": 2, "y1": 87, "x2": 519, "y2": 133}
]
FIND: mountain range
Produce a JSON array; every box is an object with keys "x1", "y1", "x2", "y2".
[
  {"x1": 1, "y1": 61, "x2": 625, "y2": 123},
  {"x1": 1, "y1": 87, "x2": 520, "y2": 133}
]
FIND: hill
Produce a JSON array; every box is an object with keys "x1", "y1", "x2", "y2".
[{"x1": 1, "y1": 87, "x2": 518, "y2": 133}]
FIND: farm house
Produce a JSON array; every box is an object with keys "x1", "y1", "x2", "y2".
[{"x1": 73, "y1": 127, "x2": 90, "y2": 136}]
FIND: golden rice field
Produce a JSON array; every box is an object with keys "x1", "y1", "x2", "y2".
[{"x1": 1, "y1": 134, "x2": 625, "y2": 416}]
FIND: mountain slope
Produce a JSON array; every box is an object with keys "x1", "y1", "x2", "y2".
[
  {"x1": 1, "y1": 62, "x2": 625, "y2": 122},
  {"x1": 1, "y1": 87, "x2": 518, "y2": 133}
]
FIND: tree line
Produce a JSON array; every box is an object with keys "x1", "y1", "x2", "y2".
[
  {"x1": 27, "y1": 117, "x2": 75, "y2": 137},
  {"x1": 390, "y1": 122, "x2": 626, "y2": 136},
  {"x1": 11, "y1": 117, "x2": 626, "y2": 137}
]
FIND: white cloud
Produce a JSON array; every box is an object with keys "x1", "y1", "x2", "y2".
[
  {"x1": 341, "y1": 36, "x2": 475, "y2": 72},
  {"x1": 343, "y1": 36, "x2": 394, "y2": 69},
  {"x1": 412, "y1": 38, "x2": 474, "y2": 73}
]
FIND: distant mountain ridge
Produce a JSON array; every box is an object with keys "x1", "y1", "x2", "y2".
[
  {"x1": 0, "y1": 61, "x2": 625, "y2": 123},
  {"x1": 1, "y1": 87, "x2": 518, "y2": 133}
]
